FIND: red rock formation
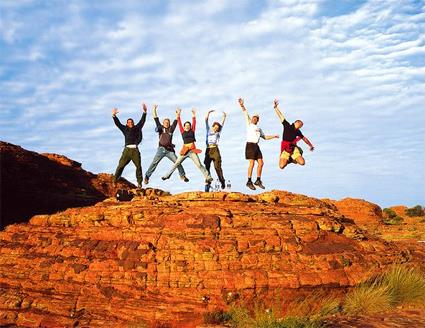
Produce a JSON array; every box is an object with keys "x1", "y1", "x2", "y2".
[
  {"x1": 0, "y1": 190, "x2": 412, "y2": 328},
  {"x1": 329, "y1": 198, "x2": 384, "y2": 229},
  {"x1": 0, "y1": 141, "x2": 133, "y2": 229}
]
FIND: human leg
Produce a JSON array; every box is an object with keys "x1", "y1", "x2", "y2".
[
  {"x1": 162, "y1": 154, "x2": 187, "y2": 179},
  {"x1": 279, "y1": 151, "x2": 290, "y2": 169},
  {"x1": 114, "y1": 148, "x2": 132, "y2": 182},
  {"x1": 165, "y1": 151, "x2": 188, "y2": 181},
  {"x1": 145, "y1": 147, "x2": 166, "y2": 183},
  {"x1": 211, "y1": 148, "x2": 225, "y2": 188},
  {"x1": 188, "y1": 151, "x2": 213, "y2": 183},
  {"x1": 130, "y1": 148, "x2": 143, "y2": 187},
  {"x1": 204, "y1": 148, "x2": 212, "y2": 175}
]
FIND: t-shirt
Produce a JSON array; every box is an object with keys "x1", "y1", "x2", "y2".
[
  {"x1": 205, "y1": 121, "x2": 221, "y2": 145},
  {"x1": 282, "y1": 119, "x2": 303, "y2": 142},
  {"x1": 246, "y1": 123, "x2": 265, "y2": 143},
  {"x1": 154, "y1": 117, "x2": 177, "y2": 151}
]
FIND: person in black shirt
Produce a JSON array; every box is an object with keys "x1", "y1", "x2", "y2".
[
  {"x1": 112, "y1": 103, "x2": 147, "y2": 188},
  {"x1": 273, "y1": 99, "x2": 314, "y2": 170},
  {"x1": 144, "y1": 105, "x2": 189, "y2": 185}
]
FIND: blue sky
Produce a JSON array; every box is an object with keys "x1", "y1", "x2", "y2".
[{"x1": 1, "y1": 0, "x2": 424, "y2": 207}]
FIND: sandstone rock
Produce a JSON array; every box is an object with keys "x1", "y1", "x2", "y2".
[
  {"x1": 0, "y1": 189, "x2": 415, "y2": 328},
  {"x1": 0, "y1": 141, "x2": 134, "y2": 228}
]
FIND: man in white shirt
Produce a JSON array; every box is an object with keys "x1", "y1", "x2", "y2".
[{"x1": 238, "y1": 98, "x2": 279, "y2": 190}]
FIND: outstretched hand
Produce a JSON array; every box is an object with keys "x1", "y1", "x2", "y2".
[
  {"x1": 142, "y1": 103, "x2": 147, "y2": 113},
  {"x1": 176, "y1": 108, "x2": 182, "y2": 116},
  {"x1": 238, "y1": 98, "x2": 245, "y2": 108},
  {"x1": 223, "y1": 111, "x2": 227, "y2": 117},
  {"x1": 310, "y1": 146, "x2": 315, "y2": 151},
  {"x1": 274, "y1": 99, "x2": 279, "y2": 108},
  {"x1": 191, "y1": 108, "x2": 196, "y2": 116},
  {"x1": 112, "y1": 108, "x2": 119, "y2": 116}
]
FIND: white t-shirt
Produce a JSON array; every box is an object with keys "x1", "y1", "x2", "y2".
[{"x1": 246, "y1": 123, "x2": 265, "y2": 143}]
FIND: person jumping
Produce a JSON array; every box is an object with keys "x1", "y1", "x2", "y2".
[
  {"x1": 144, "y1": 105, "x2": 189, "y2": 185},
  {"x1": 162, "y1": 108, "x2": 213, "y2": 184},
  {"x1": 273, "y1": 99, "x2": 314, "y2": 170},
  {"x1": 112, "y1": 102, "x2": 147, "y2": 189},
  {"x1": 204, "y1": 110, "x2": 227, "y2": 191},
  {"x1": 238, "y1": 98, "x2": 279, "y2": 190}
]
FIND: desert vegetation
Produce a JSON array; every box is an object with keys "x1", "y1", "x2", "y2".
[{"x1": 203, "y1": 265, "x2": 425, "y2": 327}]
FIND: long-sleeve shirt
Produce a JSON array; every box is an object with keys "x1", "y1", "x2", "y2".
[
  {"x1": 205, "y1": 119, "x2": 221, "y2": 146},
  {"x1": 154, "y1": 117, "x2": 177, "y2": 151},
  {"x1": 113, "y1": 113, "x2": 146, "y2": 146},
  {"x1": 178, "y1": 116, "x2": 196, "y2": 144}
]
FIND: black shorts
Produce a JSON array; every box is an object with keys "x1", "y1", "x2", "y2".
[{"x1": 245, "y1": 142, "x2": 263, "y2": 160}]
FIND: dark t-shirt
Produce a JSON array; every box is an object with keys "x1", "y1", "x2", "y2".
[{"x1": 282, "y1": 119, "x2": 303, "y2": 142}]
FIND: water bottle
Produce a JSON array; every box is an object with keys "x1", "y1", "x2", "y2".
[{"x1": 226, "y1": 180, "x2": 231, "y2": 192}]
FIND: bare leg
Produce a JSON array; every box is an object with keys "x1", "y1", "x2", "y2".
[
  {"x1": 257, "y1": 159, "x2": 264, "y2": 178},
  {"x1": 295, "y1": 156, "x2": 305, "y2": 166},
  {"x1": 248, "y1": 160, "x2": 255, "y2": 178},
  {"x1": 279, "y1": 158, "x2": 288, "y2": 169}
]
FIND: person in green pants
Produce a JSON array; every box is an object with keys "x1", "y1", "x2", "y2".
[{"x1": 112, "y1": 102, "x2": 147, "y2": 188}]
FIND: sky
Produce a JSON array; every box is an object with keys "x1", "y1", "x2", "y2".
[{"x1": 1, "y1": 0, "x2": 424, "y2": 207}]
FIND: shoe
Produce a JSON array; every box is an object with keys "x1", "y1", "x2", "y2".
[
  {"x1": 221, "y1": 181, "x2": 225, "y2": 189},
  {"x1": 205, "y1": 184, "x2": 210, "y2": 192},
  {"x1": 254, "y1": 179, "x2": 265, "y2": 189},
  {"x1": 137, "y1": 183, "x2": 143, "y2": 190},
  {"x1": 246, "y1": 180, "x2": 256, "y2": 190},
  {"x1": 180, "y1": 175, "x2": 189, "y2": 182},
  {"x1": 144, "y1": 177, "x2": 149, "y2": 185},
  {"x1": 161, "y1": 176, "x2": 169, "y2": 181},
  {"x1": 206, "y1": 177, "x2": 213, "y2": 184}
]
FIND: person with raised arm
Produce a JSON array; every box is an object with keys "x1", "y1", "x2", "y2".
[
  {"x1": 162, "y1": 108, "x2": 213, "y2": 185},
  {"x1": 238, "y1": 98, "x2": 279, "y2": 190},
  {"x1": 144, "y1": 105, "x2": 189, "y2": 185},
  {"x1": 204, "y1": 110, "x2": 227, "y2": 191},
  {"x1": 273, "y1": 99, "x2": 314, "y2": 170},
  {"x1": 112, "y1": 102, "x2": 147, "y2": 189}
]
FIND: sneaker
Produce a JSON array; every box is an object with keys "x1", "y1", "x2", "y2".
[
  {"x1": 254, "y1": 179, "x2": 265, "y2": 189},
  {"x1": 221, "y1": 181, "x2": 226, "y2": 189},
  {"x1": 180, "y1": 175, "x2": 189, "y2": 182},
  {"x1": 205, "y1": 184, "x2": 210, "y2": 192},
  {"x1": 246, "y1": 180, "x2": 256, "y2": 190},
  {"x1": 137, "y1": 183, "x2": 143, "y2": 190},
  {"x1": 144, "y1": 176, "x2": 149, "y2": 185},
  {"x1": 206, "y1": 177, "x2": 213, "y2": 184},
  {"x1": 161, "y1": 176, "x2": 169, "y2": 181}
]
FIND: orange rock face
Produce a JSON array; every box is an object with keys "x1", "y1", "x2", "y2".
[
  {"x1": 329, "y1": 198, "x2": 383, "y2": 229},
  {"x1": 0, "y1": 190, "x2": 411, "y2": 328},
  {"x1": 0, "y1": 141, "x2": 133, "y2": 228}
]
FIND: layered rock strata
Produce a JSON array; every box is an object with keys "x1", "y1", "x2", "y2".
[{"x1": 0, "y1": 190, "x2": 410, "y2": 327}]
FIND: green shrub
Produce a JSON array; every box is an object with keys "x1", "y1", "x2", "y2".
[
  {"x1": 344, "y1": 265, "x2": 425, "y2": 315},
  {"x1": 383, "y1": 208, "x2": 403, "y2": 225},
  {"x1": 344, "y1": 282, "x2": 391, "y2": 315},
  {"x1": 380, "y1": 265, "x2": 425, "y2": 305},
  {"x1": 405, "y1": 205, "x2": 424, "y2": 217}
]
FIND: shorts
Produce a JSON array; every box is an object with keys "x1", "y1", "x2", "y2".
[
  {"x1": 280, "y1": 146, "x2": 302, "y2": 161},
  {"x1": 245, "y1": 142, "x2": 263, "y2": 160}
]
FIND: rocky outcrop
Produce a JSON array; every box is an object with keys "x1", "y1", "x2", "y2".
[
  {"x1": 329, "y1": 198, "x2": 383, "y2": 229},
  {"x1": 0, "y1": 141, "x2": 133, "y2": 229},
  {"x1": 0, "y1": 190, "x2": 412, "y2": 328}
]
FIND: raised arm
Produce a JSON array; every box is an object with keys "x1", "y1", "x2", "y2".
[
  {"x1": 274, "y1": 99, "x2": 285, "y2": 122},
  {"x1": 152, "y1": 105, "x2": 162, "y2": 132},
  {"x1": 135, "y1": 102, "x2": 147, "y2": 128},
  {"x1": 191, "y1": 108, "x2": 196, "y2": 132},
  {"x1": 259, "y1": 128, "x2": 279, "y2": 141},
  {"x1": 112, "y1": 108, "x2": 125, "y2": 132},
  {"x1": 238, "y1": 98, "x2": 250, "y2": 125},
  {"x1": 221, "y1": 111, "x2": 227, "y2": 126},
  {"x1": 205, "y1": 109, "x2": 214, "y2": 130},
  {"x1": 176, "y1": 108, "x2": 184, "y2": 133},
  {"x1": 302, "y1": 136, "x2": 315, "y2": 151}
]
